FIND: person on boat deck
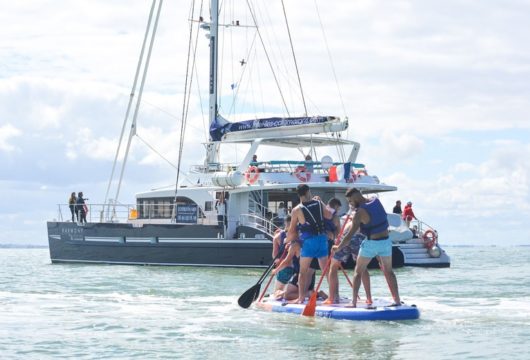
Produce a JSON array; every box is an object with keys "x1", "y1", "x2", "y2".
[
  {"x1": 276, "y1": 202, "x2": 287, "y2": 226},
  {"x1": 251, "y1": 154, "x2": 258, "y2": 164},
  {"x1": 76, "y1": 192, "x2": 88, "y2": 225},
  {"x1": 402, "y1": 201, "x2": 416, "y2": 228},
  {"x1": 271, "y1": 215, "x2": 293, "y2": 299},
  {"x1": 68, "y1": 192, "x2": 77, "y2": 223},
  {"x1": 304, "y1": 154, "x2": 314, "y2": 173},
  {"x1": 411, "y1": 225, "x2": 419, "y2": 238},
  {"x1": 285, "y1": 184, "x2": 333, "y2": 304},
  {"x1": 326, "y1": 203, "x2": 372, "y2": 305},
  {"x1": 392, "y1": 200, "x2": 402, "y2": 215},
  {"x1": 215, "y1": 193, "x2": 227, "y2": 229},
  {"x1": 272, "y1": 239, "x2": 325, "y2": 301},
  {"x1": 332, "y1": 188, "x2": 401, "y2": 307}
]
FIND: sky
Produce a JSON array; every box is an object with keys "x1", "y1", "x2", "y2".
[{"x1": 1, "y1": 0, "x2": 529, "y2": 246}]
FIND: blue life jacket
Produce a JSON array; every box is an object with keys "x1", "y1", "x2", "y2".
[
  {"x1": 297, "y1": 200, "x2": 325, "y2": 240},
  {"x1": 359, "y1": 198, "x2": 389, "y2": 239},
  {"x1": 324, "y1": 217, "x2": 337, "y2": 233}
]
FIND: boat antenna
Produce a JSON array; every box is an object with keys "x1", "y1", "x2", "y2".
[
  {"x1": 280, "y1": 0, "x2": 307, "y2": 116},
  {"x1": 205, "y1": 0, "x2": 221, "y2": 166},
  {"x1": 313, "y1": 0, "x2": 347, "y2": 119},
  {"x1": 246, "y1": 0, "x2": 290, "y2": 116},
  {"x1": 173, "y1": 0, "x2": 202, "y2": 216},
  {"x1": 113, "y1": 0, "x2": 163, "y2": 210},
  {"x1": 102, "y1": 0, "x2": 158, "y2": 221}
]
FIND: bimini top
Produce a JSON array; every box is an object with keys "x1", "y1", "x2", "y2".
[{"x1": 209, "y1": 115, "x2": 348, "y2": 142}]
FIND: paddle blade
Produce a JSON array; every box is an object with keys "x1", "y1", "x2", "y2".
[
  {"x1": 238, "y1": 284, "x2": 261, "y2": 309},
  {"x1": 302, "y1": 292, "x2": 318, "y2": 317}
]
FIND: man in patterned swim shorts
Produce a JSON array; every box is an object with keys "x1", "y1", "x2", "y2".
[{"x1": 326, "y1": 219, "x2": 372, "y2": 304}]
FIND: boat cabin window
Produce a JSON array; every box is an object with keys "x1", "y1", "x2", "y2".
[{"x1": 136, "y1": 196, "x2": 204, "y2": 219}]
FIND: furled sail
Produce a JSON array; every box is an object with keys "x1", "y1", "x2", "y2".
[{"x1": 209, "y1": 115, "x2": 347, "y2": 142}]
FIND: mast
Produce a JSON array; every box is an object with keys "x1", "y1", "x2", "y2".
[{"x1": 206, "y1": 0, "x2": 220, "y2": 167}]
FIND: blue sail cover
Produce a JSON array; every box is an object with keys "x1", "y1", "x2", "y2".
[{"x1": 209, "y1": 115, "x2": 337, "y2": 142}]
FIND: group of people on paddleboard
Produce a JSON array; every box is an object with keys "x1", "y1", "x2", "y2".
[{"x1": 271, "y1": 184, "x2": 401, "y2": 307}]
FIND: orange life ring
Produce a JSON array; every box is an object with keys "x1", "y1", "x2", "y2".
[
  {"x1": 356, "y1": 169, "x2": 368, "y2": 177},
  {"x1": 422, "y1": 229, "x2": 437, "y2": 248},
  {"x1": 294, "y1": 166, "x2": 311, "y2": 182},
  {"x1": 245, "y1": 166, "x2": 260, "y2": 184}
]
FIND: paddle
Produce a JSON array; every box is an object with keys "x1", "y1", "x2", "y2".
[
  {"x1": 302, "y1": 214, "x2": 351, "y2": 317},
  {"x1": 238, "y1": 251, "x2": 283, "y2": 309}
]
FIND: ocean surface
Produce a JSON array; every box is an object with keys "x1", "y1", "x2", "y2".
[{"x1": 0, "y1": 246, "x2": 529, "y2": 359}]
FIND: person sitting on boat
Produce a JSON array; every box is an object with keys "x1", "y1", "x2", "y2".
[
  {"x1": 271, "y1": 215, "x2": 293, "y2": 299},
  {"x1": 402, "y1": 201, "x2": 416, "y2": 228},
  {"x1": 392, "y1": 200, "x2": 402, "y2": 215},
  {"x1": 285, "y1": 184, "x2": 333, "y2": 304},
  {"x1": 332, "y1": 188, "x2": 401, "y2": 307},
  {"x1": 326, "y1": 207, "x2": 372, "y2": 305},
  {"x1": 251, "y1": 154, "x2": 258, "y2": 164},
  {"x1": 76, "y1": 192, "x2": 88, "y2": 225}
]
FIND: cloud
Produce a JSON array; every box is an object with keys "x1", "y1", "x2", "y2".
[{"x1": 0, "y1": 124, "x2": 22, "y2": 152}]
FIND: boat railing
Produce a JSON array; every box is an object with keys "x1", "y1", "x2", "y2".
[
  {"x1": 238, "y1": 213, "x2": 279, "y2": 237},
  {"x1": 190, "y1": 161, "x2": 367, "y2": 175},
  {"x1": 53, "y1": 203, "x2": 215, "y2": 225},
  {"x1": 410, "y1": 219, "x2": 437, "y2": 240}
]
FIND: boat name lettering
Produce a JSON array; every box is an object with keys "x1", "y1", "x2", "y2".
[{"x1": 61, "y1": 228, "x2": 83, "y2": 234}]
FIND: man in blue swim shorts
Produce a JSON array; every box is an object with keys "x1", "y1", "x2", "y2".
[
  {"x1": 285, "y1": 184, "x2": 333, "y2": 304},
  {"x1": 332, "y1": 188, "x2": 401, "y2": 307}
]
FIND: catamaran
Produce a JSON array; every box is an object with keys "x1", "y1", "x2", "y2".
[{"x1": 47, "y1": 0, "x2": 450, "y2": 268}]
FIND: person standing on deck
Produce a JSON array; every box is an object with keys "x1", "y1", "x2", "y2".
[
  {"x1": 402, "y1": 201, "x2": 416, "y2": 228},
  {"x1": 276, "y1": 202, "x2": 287, "y2": 226},
  {"x1": 68, "y1": 192, "x2": 77, "y2": 222},
  {"x1": 285, "y1": 184, "x2": 333, "y2": 304},
  {"x1": 332, "y1": 188, "x2": 401, "y2": 307},
  {"x1": 76, "y1": 192, "x2": 88, "y2": 225},
  {"x1": 392, "y1": 200, "x2": 402, "y2": 215},
  {"x1": 215, "y1": 193, "x2": 227, "y2": 229}
]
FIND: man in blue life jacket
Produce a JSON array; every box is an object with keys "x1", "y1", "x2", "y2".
[
  {"x1": 332, "y1": 188, "x2": 401, "y2": 307},
  {"x1": 286, "y1": 184, "x2": 333, "y2": 304}
]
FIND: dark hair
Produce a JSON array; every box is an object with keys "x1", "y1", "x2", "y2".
[
  {"x1": 285, "y1": 215, "x2": 292, "y2": 223},
  {"x1": 328, "y1": 198, "x2": 341, "y2": 208},
  {"x1": 296, "y1": 184, "x2": 310, "y2": 197},
  {"x1": 345, "y1": 188, "x2": 361, "y2": 198}
]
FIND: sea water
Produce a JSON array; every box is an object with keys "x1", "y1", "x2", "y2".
[{"x1": 0, "y1": 246, "x2": 528, "y2": 359}]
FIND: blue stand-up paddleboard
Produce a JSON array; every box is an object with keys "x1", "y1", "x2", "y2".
[{"x1": 256, "y1": 298, "x2": 420, "y2": 321}]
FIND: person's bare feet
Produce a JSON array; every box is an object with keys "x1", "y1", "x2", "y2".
[
  {"x1": 322, "y1": 298, "x2": 338, "y2": 305},
  {"x1": 288, "y1": 298, "x2": 305, "y2": 304}
]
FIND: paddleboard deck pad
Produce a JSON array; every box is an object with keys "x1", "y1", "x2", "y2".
[{"x1": 256, "y1": 298, "x2": 420, "y2": 321}]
